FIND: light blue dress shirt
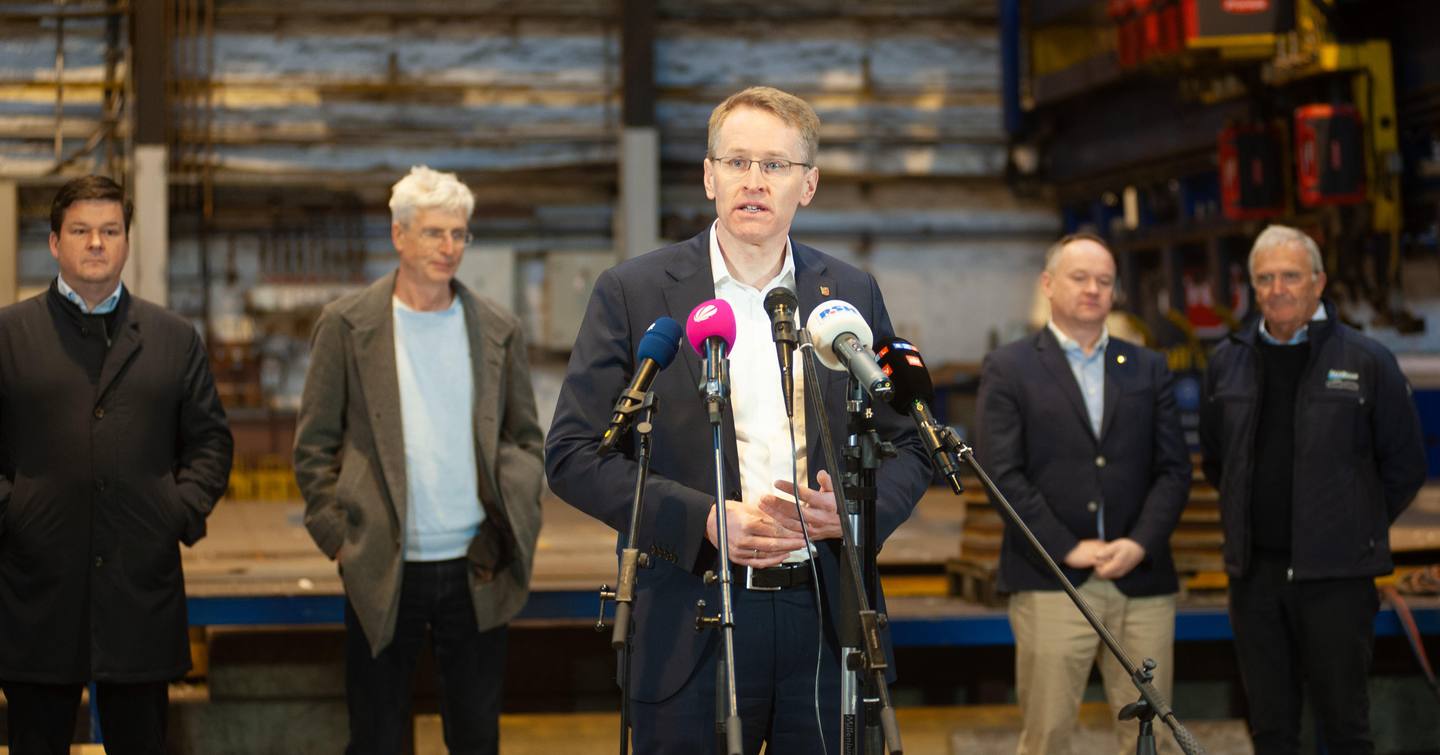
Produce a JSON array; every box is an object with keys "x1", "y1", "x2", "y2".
[
  {"x1": 1048, "y1": 320, "x2": 1109, "y2": 539},
  {"x1": 1258, "y1": 303, "x2": 1326, "y2": 345},
  {"x1": 56, "y1": 275, "x2": 122, "y2": 315},
  {"x1": 1048, "y1": 320, "x2": 1108, "y2": 438}
]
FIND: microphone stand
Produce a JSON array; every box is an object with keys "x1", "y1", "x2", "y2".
[
  {"x1": 594, "y1": 390, "x2": 657, "y2": 755},
  {"x1": 692, "y1": 345, "x2": 744, "y2": 755},
  {"x1": 931, "y1": 427, "x2": 1207, "y2": 755},
  {"x1": 842, "y1": 378, "x2": 895, "y2": 755},
  {"x1": 799, "y1": 343, "x2": 904, "y2": 754}
]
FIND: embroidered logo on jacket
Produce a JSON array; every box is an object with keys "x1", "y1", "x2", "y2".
[{"x1": 1325, "y1": 369, "x2": 1360, "y2": 392}]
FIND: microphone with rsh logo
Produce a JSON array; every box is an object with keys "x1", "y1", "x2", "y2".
[
  {"x1": 874, "y1": 336, "x2": 964, "y2": 494},
  {"x1": 804, "y1": 299, "x2": 894, "y2": 402},
  {"x1": 763, "y1": 287, "x2": 800, "y2": 417},
  {"x1": 597, "y1": 317, "x2": 684, "y2": 455},
  {"x1": 686, "y1": 299, "x2": 737, "y2": 425}
]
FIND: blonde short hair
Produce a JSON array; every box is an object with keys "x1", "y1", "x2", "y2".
[{"x1": 707, "y1": 86, "x2": 820, "y2": 164}]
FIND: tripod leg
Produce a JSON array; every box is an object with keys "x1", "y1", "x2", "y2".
[
  {"x1": 618, "y1": 643, "x2": 631, "y2": 755},
  {"x1": 716, "y1": 657, "x2": 727, "y2": 754},
  {"x1": 1135, "y1": 718, "x2": 1157, "y2": 755}
]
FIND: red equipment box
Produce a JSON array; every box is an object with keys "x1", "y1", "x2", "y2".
[
  {"x1": 1219, "y1": 122, "x2": 1286, "y2": 220},
  {"x1": 1182, "y1": 0, "x2": 1295, "y2": 47},
  {"x1": 1294, "y1": 104, "x2": 1367, "y2": 207},
  {"x1": 1110, "y1": 0, "x2": 1143, "y2": 68}
]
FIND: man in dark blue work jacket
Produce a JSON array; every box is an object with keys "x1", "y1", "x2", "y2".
[{"x1": 1200, "y1": 224, "x2": 1427, "y2": 755}]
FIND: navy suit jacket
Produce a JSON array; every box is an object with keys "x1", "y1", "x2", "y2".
[
  {"x1": 545, "y1": 230, "x2": 931, "y2": 702},
  {"x1": 974, "y1": 328, "x2": 1191, "y2": 597}
]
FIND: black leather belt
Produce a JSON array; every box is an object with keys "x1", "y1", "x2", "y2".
[{"x1": 745, "y1": 561, "x2": 812, "y2": 591}]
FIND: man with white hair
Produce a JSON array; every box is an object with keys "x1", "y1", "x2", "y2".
[
  {"x1": 1200, "y1": 224, "x2": 1426, "y2": 754},
  {"x1": 294, "y1": 166, "x2": 544, "y2": 754}
]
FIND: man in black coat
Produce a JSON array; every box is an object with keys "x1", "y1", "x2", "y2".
[
  {"x1": 0, "y1": 176, "x2": 233, "y2": 754},
  {"x1": 1200, "y1": 225, "x2": 1426, "y2": 755},
  {"x1": 975, "y1": 234, "x2": 1191, "y2": 755}
]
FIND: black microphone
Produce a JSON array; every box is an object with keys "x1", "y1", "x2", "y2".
[
  {"x1": 764, "y1": 287, "x2": 799, "y2": 417},
  {"x1": 597, "y1": 317, "x2": 685, "y2": 455},
  {"x1": 805, "y1": 299, "x2": 894, "y2": 402},
  {"x1": 874, "y1": 336, "x2": 964, "y2": 494}
]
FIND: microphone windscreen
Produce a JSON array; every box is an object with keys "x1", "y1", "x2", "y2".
[
  {"x1": 874, "y1": 336, "x2": 935, "y2": 411},
  {"x1": 805, "y1": 299, "x2": 873, "y2": 371},
  {"x1": 686, "y1": 299, "x2": 737, "y2": 355},
  {"x1": 763, "y1": 286, "x2": 798, "y2": 315},
  {"x1": 637, "y1": 317, "x2": 684, "y2": 368}
]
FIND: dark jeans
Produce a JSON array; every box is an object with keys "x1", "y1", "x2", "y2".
[
  {"x1": 630, "y1": 582, "x2": 842, "y2": 755},
  {"x1": 1229, "y1": 555, "x2": 1380, "y2": 755},
  {"x1": 345, "y1": 558, "x2": 508, "y2": 755},
  {"x1": 1, "y1": 679, "x2": 167, "y2": 755}
]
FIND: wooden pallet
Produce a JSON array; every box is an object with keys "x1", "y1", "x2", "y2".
[{"x1": 945, "y1": 557, "x2": 1005, "y2": 607}]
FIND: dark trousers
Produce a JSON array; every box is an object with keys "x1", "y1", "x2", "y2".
[
  {"x1": 1229, "y1": 555, "x2": 1380, "y2": 755},
  {"x1": 630, "y1": 581, "x2": 842, "y2": 755},
  {"x1": 1, "y1": 679, "x2": 167, "y2": 755},
  {"x1": 344, "y1": 558, "x2": 508, "y2": 755}
]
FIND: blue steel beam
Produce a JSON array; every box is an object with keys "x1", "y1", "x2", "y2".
[{"x1": 188, "y1": 593, "x2": 1440, "y2": 648}]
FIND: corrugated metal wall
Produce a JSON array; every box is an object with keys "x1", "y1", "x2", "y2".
[{"x1": 0, "y1": 0, "x2": 1056, "y2": 376}]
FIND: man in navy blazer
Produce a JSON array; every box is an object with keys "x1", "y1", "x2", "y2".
[
  {"x1": 546, "y1": 87, "x2": 930, "y2": 753},
  {"x1": 975, "y1": 234, "x2": 1191, "y2": 755}
]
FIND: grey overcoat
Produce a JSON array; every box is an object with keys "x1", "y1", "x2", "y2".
[{"x1": 293, "y1": 271, "x2": 544, "y2": 656}]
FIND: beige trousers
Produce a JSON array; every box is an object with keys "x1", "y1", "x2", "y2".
[{"x1": 1009, "y1": 578, "x2": 1180, "y2": 755}]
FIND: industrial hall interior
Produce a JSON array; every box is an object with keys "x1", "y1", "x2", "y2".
[{"x1": 3, "y1": 0, "x2": 1440, "y2": 754}]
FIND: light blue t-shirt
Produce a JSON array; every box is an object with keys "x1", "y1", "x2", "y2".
[{"x1": 393, "y1": 295, "x2": 484, "y2": 561}]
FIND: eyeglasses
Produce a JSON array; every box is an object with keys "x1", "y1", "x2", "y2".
[
  {"x1": 414, "y1": 227, "x2": 474, "y2": 248},
  {"x1": 709, "y1": 155, "x2": 813, "y2": 178},
  {"x1": 1253, "y1": 271, "x2": 1314, "y2": 287}
]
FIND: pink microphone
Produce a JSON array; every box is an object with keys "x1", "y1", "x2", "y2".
[
  {"x1": 688, "y1": 299, "x2": 735, "y2": 423},
  {"x1": 686, "y1": 299, "x2": 737, "y2": 356}
]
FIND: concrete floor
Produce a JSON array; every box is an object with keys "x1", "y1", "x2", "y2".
[
  {"x1": 410, "y1": 704, "x2": 1255, "y2": 755},
  {"x1": 0, "y1": 743, "x2": 104, "y2": 749}
]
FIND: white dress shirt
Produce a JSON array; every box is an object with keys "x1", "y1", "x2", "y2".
[{"x1": 708, "y1": 222, "x2": 811, "y2": 563}]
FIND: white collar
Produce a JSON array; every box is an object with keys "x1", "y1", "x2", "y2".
[{"x1": 707, "y1": 220, "x2": 796, "y2": 293}]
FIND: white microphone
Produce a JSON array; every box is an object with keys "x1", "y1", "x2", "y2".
[{"x1": 805, "y1": 299, "x2": 894, "y2": 401}]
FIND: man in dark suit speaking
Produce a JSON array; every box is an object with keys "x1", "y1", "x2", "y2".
[
  {"x1": 975, "y1": 234, "x2": 1191, "y2": 755},
  {"x1": 545, "y1": 86, "x2": 931, "y2": 753}
]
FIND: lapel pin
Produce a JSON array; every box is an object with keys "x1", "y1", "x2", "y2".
[
  {"x1": 819, "y1": 285, "x2": 831, "y2": 296},
  {"x1": 1116, "y1": 355, "x2": 1127, "y2": 364}
]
